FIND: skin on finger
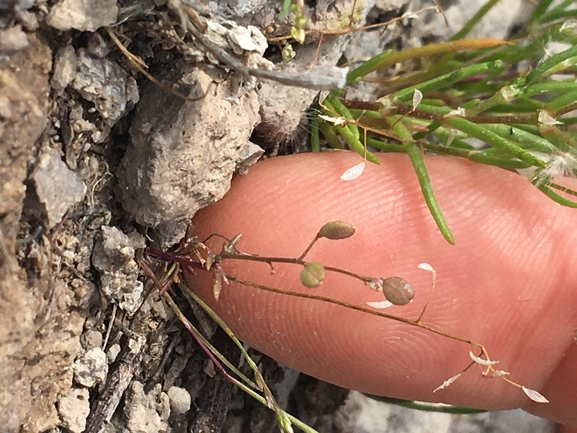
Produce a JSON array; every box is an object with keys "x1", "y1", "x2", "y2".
[{"x1": 186, "y1": 152, "x2": 577, "y2": 425}]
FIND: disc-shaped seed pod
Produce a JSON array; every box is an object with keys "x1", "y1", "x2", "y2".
[
  {"x1": 382, "y1": 276, "x2": 414, "y2": 305},
  {"x1": 300, "y1": 261, "x2": 325, "y2": 288},
  {"x1": 317, "y1": 221, "x2": 355, "y2": 240}
]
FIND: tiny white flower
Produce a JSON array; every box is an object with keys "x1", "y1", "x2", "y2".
[
  {"x1": 418, "y1": 262, "x2": 434, "y2": 272},
  {"x1": 445, "y1": 107, "x2": 466, "y2": 117},
  {"x1": 402, "y1": 11, "x2": 419, "y2": 20}
]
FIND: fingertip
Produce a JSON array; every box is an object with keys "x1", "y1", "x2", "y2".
[{"x1": 188, "y1": 152, "x2": 577, "y2": 423}]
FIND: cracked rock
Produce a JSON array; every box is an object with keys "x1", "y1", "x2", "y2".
[
  {"x1": 0, "y1": 25, "x2": 29, "y2": 54},
  {"x1": 51, "y1": 45, "x2": 77, "y2": 92},
  {"x1": 70, "y1": 49, "x2": 139, "y2": 143}
]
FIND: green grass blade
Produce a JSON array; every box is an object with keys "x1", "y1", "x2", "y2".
[
  {"x1": 405, "y1": 143, "x2": 455, "y2": 244},
  {"x1": 446, "y1": 117, "x2": 547, "y2": 168},
  {"x1": 526, "y1": 45, "x2": 577, "y2": 83},
  {"x1": 537, "y1": 185, "x2": 577, "y2": 208},
  {"x1": 347, "y1": 49, "x2": 392, "y2": 83},
  {"x1": 527, "y1": 0, "x2": 555, "y2": 27},
  {"x1": 451, "y1": 0, "x2": 501, "y2": 41}
]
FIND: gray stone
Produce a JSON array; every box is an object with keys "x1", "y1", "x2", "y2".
[
  {"x1": 335, "y1": 391, "x2": 555, "y2": 433},
  {"x1": 57, "y1": 388, "x2": 90, "y2": 433},
  {"x1": 51, "y1": 45, "x2": 77, "y2": 92},
  {"x1": 80, "y1": 329, "x2": 103, "y2": 350},
  {"x1": 47, "y1": 0, "x2": 118, "y2": 31},
  {"x1": 419, "y1": 0, "x2": 526, "y2": 40},
  {"x1": 92, "y1": 226, "x2": 144, "y2": 315},
  {"x1": 118, "y1": 66, "x2": 260, "y2": 245},
  {"x1": 0, "y1": 25, "x2": 29, "y2": 53},
  {"x1": 124, "y1": 381, "x2": 168, "y2": 433},
  {"x1": 167, "y1": 386, "x2": 191, "y2": 415},
  {"x1": 73, "y1": 347, "x2": 108, "y2": 388},
  {"x1": 70, "y1": 49, "x2": 139, "y2": 142},
  {"x1": 32, "y1": 147, "x2": 87, "y2": 229}
]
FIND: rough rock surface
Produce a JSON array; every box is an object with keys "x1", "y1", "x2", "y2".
[
  {"x1": 124, "y1": 381, "x2": 170, "y2": 433},
  {"x1": 73, "y1": 347, "x2": 108, "y2": 388},
  {"x1": 92, "y1": 226, "x2": 144, "y2": 314},
  {"x1": 47, "y1": 0, "x2": 118, "y2": 31},
  {"x1": 118, "y1": 66, "x2": 261, "y2": 244},
  {"x1": 32, "y1": 147, "x2": 87, "y2": 229},
  {"x1": 57, "y1": 387, "x2": 91, "y2": 433}
]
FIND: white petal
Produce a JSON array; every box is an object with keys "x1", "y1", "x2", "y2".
[
  {"x1": 340, "y1": 161, "x2": 365, "y2": 181},
  {"x1": 522, "y1": 386, "x2": 549, "y2": 403},
  {"x1": 412, "y1": 89, "x2": 423, "y2": 109},
  {"x1": 446, "y1": 129, "x2": 457, "y2": 147},
  {"x1": 417, "y1": 262, "x2": 434, "y2": 272},
  {"x1": 418, "y1": 262, "x2": 436, "y2": 281},
  {"x1": 538, "y1": 110, "x2": 563, "y2": 126},
  {"x1": 492, "y1": 370, "x2": 510, "y2": 377},
  {"x1": 469, "y1": 351, "x2": 498, "y2": 366},
  {"x1": 367, "y1": 300, "x2": 393, "y2": 309},
  {"x1": 433, "y1": 372, "x2": 462, "y2": 392},
  {"x1": 560, "y1": 19, "x2": 577, "y2": 35}
]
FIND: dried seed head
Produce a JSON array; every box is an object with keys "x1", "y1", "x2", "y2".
[
  {"x1": 317, "y1": 221, "x2": 355, "y2": 240},
  {"x1": 382, "y1": 276, "x2": 414, "y2": 305},
  {"x1": 300, "y1": 261, "x2": 325, "y2": 288}
]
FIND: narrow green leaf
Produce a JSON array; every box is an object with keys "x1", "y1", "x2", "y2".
[
  {"x1": 278, "y1": 0, "x2": 292, "y2": 21},
  {"x1": 405, "y1": 143, "x2": 455, "y2": 244},
  {"x1": 310, "y1": 115, "x2": 320, "y2": 152},
  {"x1": 329, "y1": 97, "x2": 360, "y2": 138},
  {"x1": 451, "y1": 0, "x2": 501, "y2": 41},
  {"x1": 393, "y1": 62, "x2": 502, "y2": 101},
  {"x1": 526, "y1": 44, "x2": 577, "y2": 84},
  {"x1": 446, "y1": 117, "x2": 547, "y2": 168},
  {"x1": 527, "y1": 0, "x2": 555, "y2": 26},
  {"x1": 347, "y1": 49, "x2": 392, "y2": 83},
  {"x1": 537, "y1": 185, "x2": 577, "y2": 208},
  {"x1": 322, "y1": 99, "x2": 380, "y2": 164}
]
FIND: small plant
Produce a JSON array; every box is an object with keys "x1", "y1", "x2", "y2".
[
  {"x1": 146, "y1": 219, "x2": 549, "y2": 431},
  {"x1": 310, "y1": 0, "x2": 577, "y2": 244}
]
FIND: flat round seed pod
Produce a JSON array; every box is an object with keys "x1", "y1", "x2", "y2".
[
  {"x1": 382, "y1": 276, "x2": 414, "y2": 305},
  {"x1": 317, "y1": 221, "x2": 355, "y2": 240},
  {"x1": 300, "y1": 261, "x2": 325, "y2": 288}
]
